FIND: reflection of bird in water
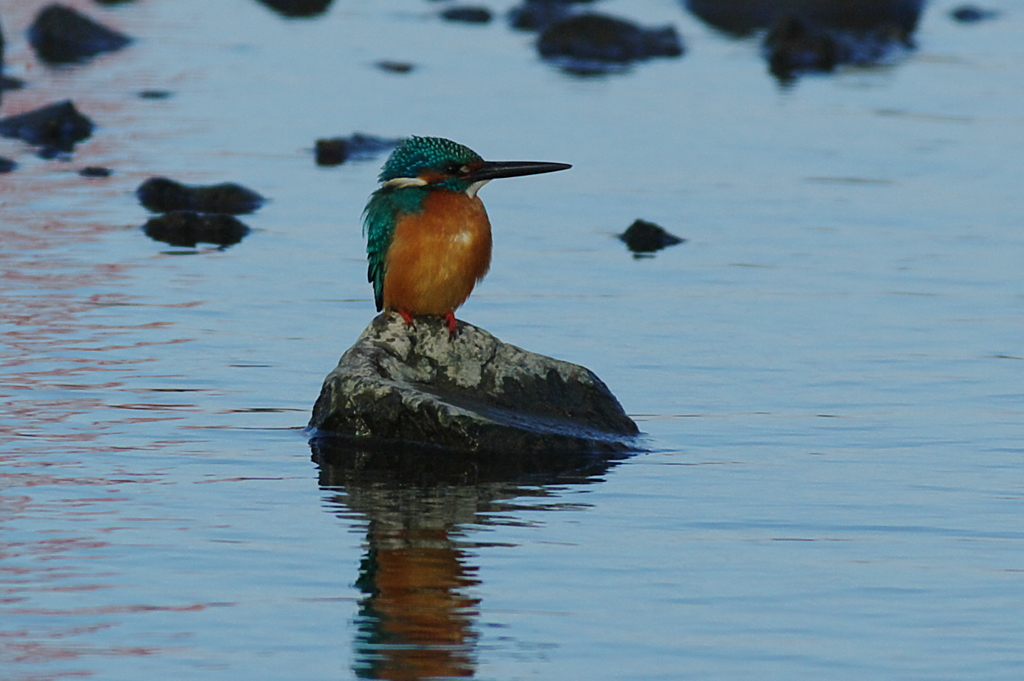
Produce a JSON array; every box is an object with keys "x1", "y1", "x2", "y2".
[{"x1": 354, "y1": 524, "x2": 480, "y2": 679}]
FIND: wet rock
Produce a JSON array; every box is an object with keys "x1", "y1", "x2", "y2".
[
  {"x1": 28, "y1": 4, "x2": 132, "y2": 65},
  {"x1": 254, "y1": 0, "x2": 334, "y2": 18},
  {"x1": 0, "y1": 100, "x2": 95, "y2": 158},
  {"x1": 309, "y1": 313, "x2": 641, "y2": 455},
  {"x1": 142, "y1": 211, "x2": 250, "y2": 249},
  {"x1": 537, "y1": 13, "x2": 684, "y2": 73},
  {"x1": 441, "y1": 6, "x2": 493, "y2": 24},
  {"x1": 79, "y1": 166, "x2": 112, "y2": 177},
  {"x1": 0, "y1": 157, "x2": 16, "y2": 173},
  {"x1": 950, "y1": 5, "x2": 999, "y2": 23},
  {"x1": 136, "y1": 177, "x2": 266, "y2": 215},
  {"x1": 314, "y1": 133, "x2": 402, "y2": 166},
  {"x1": 618, "y1": 219, "x2": 684, "y2": 256}
]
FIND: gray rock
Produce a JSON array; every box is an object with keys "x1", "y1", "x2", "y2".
[{"x1": 309, "y1": 313, "x2": 641, "y2": 455}]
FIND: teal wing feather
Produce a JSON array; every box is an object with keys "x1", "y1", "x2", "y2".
[
  {"x1": 362, "y1": 187, "x2": 428, "y2": 311},
  {"x1": 362, "y1": 189, "x2": 394, "y2": 311}
]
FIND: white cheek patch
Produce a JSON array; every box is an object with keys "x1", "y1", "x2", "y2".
[
  {"x1": 383, "y1": 177, "x2": 428, "y2": 189},
  {"x1": 465, "y1": 179, "x2": 490, "y2": 198}
]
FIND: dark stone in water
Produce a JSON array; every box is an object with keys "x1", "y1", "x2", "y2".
[
  {"x1": 142, "y1": 211, "x2": 251, "y2": 249},
  {"x1": 685, "y1": 0, "x2": 924, "y2": 82},
  {"x1": 440, "y1": 7, "x2": 493, "y2": 24},
  {"x1": 509, "y1": 1, "x2": 574, "y2": 32},
  {"x1": 136, "y1": 177, "x2": 266, "y2": 215},
  {"x1": 28, "y1": 4, "x2": 132, "y2": 65},
  {"x1": 0, "y1": 18, "x2": 20, "y2": 103},
  {"x1": 79, "y1": 166, "x2": 112, "y2": 178},
  {"x1": 309, "y1": 313, "x2": 641, "y2": 456},
  {"x1": 950, "y1": 5, "x2": 999, "y2": 23},
  {"x1": 764, "y1": 14, "x2": 840, "y2": 78},
  {"x1": 254, "y1": 0, "x2": 334, "y2": 18},
  {"x1": 0, "y1": 157, "x2": 16, "y2": 173},
  {"x1": 0, "y1": 75, "x2": 25, "y2": 92},
  {"x1": 763, "y1": 11, "x2": 916, "y2": 82},
  {"x1": 138, "y1": 89, "x2": 172, "y2": 99},
  {"x1": 0, "y1": 100, "x2": 95, "y2": 158},
  {"x1": 315, "y1": 133, "x2": 402, "y2": 166},
  {"x1": 619, "y1": 219, "x2": 685, "y2": 256},
  {"x1": 537, "y1": 13, "x2": 684, "y2": 73},
  {"x1": 375, "y1": 60, "x2": 414, "y2": 74},
  {"x1": 684, "y1": 0, "x2": 776, "y2": 37},
  {"x1": 688, "y1": 0, "x2": 923, "y2": 36}
]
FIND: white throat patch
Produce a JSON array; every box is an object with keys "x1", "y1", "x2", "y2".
[{"x1": 466, "y1": 179, "x2": 490, "y2": 198}]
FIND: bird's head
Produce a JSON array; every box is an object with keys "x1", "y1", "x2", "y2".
[{"x1": 378, "y1": 136, "x2": 571, "y2": 198}]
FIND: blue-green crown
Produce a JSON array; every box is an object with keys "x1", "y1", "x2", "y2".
[{"x1": 378, "y1": 136, "x2": 483, "y2": 184}]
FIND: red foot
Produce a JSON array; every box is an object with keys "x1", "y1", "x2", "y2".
[
  {"x1": 444, "y1": 311, "x2": 457, "y2": 337},
  {"x1": 398, "y1": 309, "x2": 415, "y2": 326}
]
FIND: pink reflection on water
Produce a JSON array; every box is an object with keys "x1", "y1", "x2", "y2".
[{"x1": 2, "y1": 27, "x2": 215, "y2": 673}]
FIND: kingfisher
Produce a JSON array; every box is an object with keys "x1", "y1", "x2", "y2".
[{"x1": 363, "y1": 136, "x2": 571, "y2": 335}]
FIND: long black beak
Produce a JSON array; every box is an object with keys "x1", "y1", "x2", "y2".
[{"x1": 466, "y1": 160, "x2": 572, "y2": 182}]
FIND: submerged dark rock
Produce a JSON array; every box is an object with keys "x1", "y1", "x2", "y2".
[
  {"x1": 28, "y1": 4, "x2": 132, "y2": 65},
  {"x1": 142, "y1": 211, "x2": 250, "y2": 249},
  {"x1": 509, "y1": 1, "x2": 574, "y2": 32},
  {"x1": 618, "y1": 219, "x2": 685, "y2": 256},
  {"x1": 79, "y1": 166, "x2": 112, "y2": 178},
  {"x1": 764, "y1": 14, "x2": 841, "y2": 78},
  {"x1": 254, "y1": 0, "x2": 334, "y2": 18},
  {"x1": 441, "y1": 7, "x2": 493, "y2": 24},
  {"x1": 509, "y1": 0, "x2": 603, "y2": 33},
  {"x1": 0, "y1": 75, "x2": 23, "y2": 93},
  {"x1": 136, "y1": 177, "x2": 266, "y2": 215},
  {"x1": 0, "y1": 157, "x2": 16, "y2": 173},
  {"x1": 0, "y1": 100, "x2": 95, "y2": 158},
  {"x1": 309, "y1": 313, "x2": 641, "y2": 455},
  {"x1": 0, "y1": 19, "x2": 20, "y2": 101},
  {"x1": 685, "y1": 0, "x2": 775, "y2": 37},
  {"x1": 950, "y1": 5, "x2": 999, "y2": 23},
  {"x1": 314, "y1": 133, "x2": 402, "y2": 166},
  {"x1": 764, "y1": 11, "x2": 915, "y2": 82},
  {"x1": 375, "y1": 60, "x2": 415, "y2": 74},
  {"x1": 685, "y1": 0, "x2": 924, "y2": 81},
  {"x1": 687, "y1": 0, "x2": 923, "y2": 35},
  {"x1": 537, "y1": 13, "x2": 684, "y2": 73},
  {"x1": 138, "y1": 89, "x2": 172, "y2": 99}
]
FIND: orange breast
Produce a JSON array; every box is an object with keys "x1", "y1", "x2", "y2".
[{"x1": 382, "y1": 190, "x2": 493, "y2": 316}]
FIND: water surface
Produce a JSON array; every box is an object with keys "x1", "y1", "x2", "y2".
[{"x1": 2, "y1": 0, "x2": 1023, "y2": 679}]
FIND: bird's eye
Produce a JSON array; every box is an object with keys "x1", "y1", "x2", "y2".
[{"x1": 447, "y1": 163, "x2": 468, "y2": 177}]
